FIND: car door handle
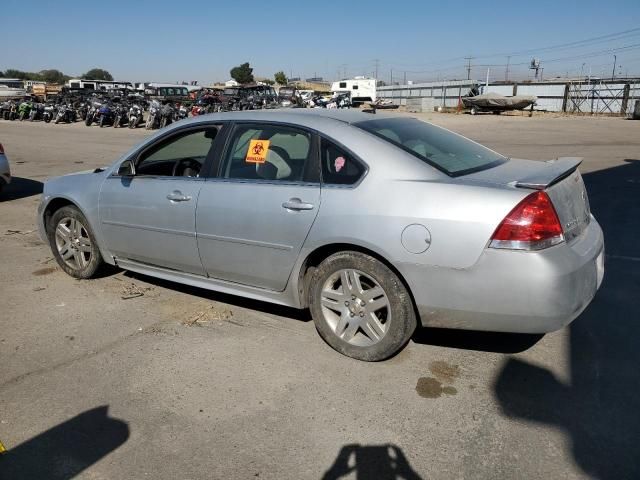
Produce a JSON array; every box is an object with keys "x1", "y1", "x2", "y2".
[
  {"x1": 282, "y1": 198, "x2": 314, "y2": 211},
  {"x1": 166, "y1": 190, "x2": 191, "y2": 202}
]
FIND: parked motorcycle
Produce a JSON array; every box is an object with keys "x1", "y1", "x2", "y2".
[
  {"x1": 175, "y1": 103, "x2": 189, "y2": 121},
  {"x1": 54, "y1": 103, "x2": 77, "y2": 124},
  {"x1": 128, "y1": 103, "x2": 143, "y2": 129},
  {"x1": 112, "y1": 103, "x2": 128, "y2": 128},
  {"x1": 18, "y1": 101, "x2": 33, "y2": 121},
  {"x1": 145, "y1": 100, "x2": 161, "y2": 130},
  {"x1": 43, "y1": 103, "x2": 55, "y2": 123},
  {"x1": 160, "y1": 102, "x2": 175, "y2": 128},
  {"x1": 97, "y1": 104, "x2": 114, "y2": 127},
  {"x1": 2, "y1": 100, "x2": 20, "y2": 120},
  {"x1": 29, "y1": 103, "x2": 45, "y2": 121}
]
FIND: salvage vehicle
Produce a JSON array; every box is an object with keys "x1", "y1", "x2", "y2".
[
  {"x1": 462, "y1": 89, "x2": 537, "y2": 115},
  {"x1": 0, "y1": 142, "x2": 10, "y2": 193},
  {"x1": 37, "y1": 110, "x2": 604, "y2": 361}
]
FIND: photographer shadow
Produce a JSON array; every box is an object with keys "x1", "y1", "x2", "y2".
[{"x1": 494, "y1": 159, "x2": 640, "y2": 479}]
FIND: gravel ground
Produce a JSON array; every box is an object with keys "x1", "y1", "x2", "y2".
[{"x1": 0, "y1": 113, "x2": 638, "y2": 479}]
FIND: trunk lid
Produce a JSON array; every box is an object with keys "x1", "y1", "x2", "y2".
[{"x1": 462, "y1": 157, "x2": 591, "y2": 243}]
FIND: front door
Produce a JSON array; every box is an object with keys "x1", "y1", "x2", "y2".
[
  {"x1": 99, "y1": 126, "x2": 220, "y2": 275},
  {"x1": 196, "y1": 123, "x2": 320, "y2": 291}
]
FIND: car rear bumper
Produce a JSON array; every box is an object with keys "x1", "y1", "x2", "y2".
[{"x1": 399, "y1": 216, "x2": 604, "y2": 334}]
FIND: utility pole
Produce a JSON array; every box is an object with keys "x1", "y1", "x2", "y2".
[
  {"x1": 464, "y1": 57, "x2": 474, "y2": 80},
  {"x1": 612, "y1": 55, "x2": 617, "y2": 80},
  {"x1": 505, "y1": 56, "x2": 511, "y2": 81},
  {"x1": 403, "y1": 71, "x2": 407, "y2": 85},
  {"x1": 374, "y1": 59, "x2": 379, "y2": 80},
  {"x1": 390, "y1": 68, "x2": 393, "y2": 85}
]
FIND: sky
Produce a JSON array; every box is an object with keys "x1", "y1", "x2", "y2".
[{"x1": 2, "y1": 0, "x2": 640, "y2": 85}]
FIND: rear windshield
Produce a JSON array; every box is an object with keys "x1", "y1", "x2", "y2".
[{"x1": 354, "y1": 117, "x2": 506, "y2": 176}]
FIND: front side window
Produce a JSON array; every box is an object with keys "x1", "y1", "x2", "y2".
[
  {"x1": 134, "y1": 128, "x2": 219, "y2": 177},
  {"x1": 354, "y1": 117, "x2": 506, "y2": 176},
  {"x1": 222, "y1": 125, "x2": 312, "y2": 182},
  {"x1": 321, "y1": 139, "x2": 365, "y2": 185}
]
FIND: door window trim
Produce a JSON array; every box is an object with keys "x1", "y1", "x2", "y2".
[
  {"x1": 215, "y1": 121, "x2": 320, "y2": 186},
  {"x1": 318, "y1": 134, "x2": 369, "y2": 189}
]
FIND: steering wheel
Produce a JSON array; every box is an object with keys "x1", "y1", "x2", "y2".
[{"x1": 172, "y1": 158, "x2": 201, "y2": 177}]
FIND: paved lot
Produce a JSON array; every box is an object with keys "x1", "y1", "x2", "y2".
[{"x1": 1, "y1": 114, "x2": 639, "y2": 479}]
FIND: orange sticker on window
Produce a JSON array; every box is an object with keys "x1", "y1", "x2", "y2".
[{"x1": 245, "y1": 139, "x2": 270, "y2": 164}]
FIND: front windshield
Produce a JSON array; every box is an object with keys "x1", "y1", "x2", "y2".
[{"x1": 354, "y1": 117, "x2": 506, "y2": 176}]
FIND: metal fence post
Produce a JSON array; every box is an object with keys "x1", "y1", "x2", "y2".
[
  {"x1": 621, "y1": 83, "x2": 630, "y2": 115},
  {"x1": 562, "y1": 84, "x2": 569, "y2": 112}
]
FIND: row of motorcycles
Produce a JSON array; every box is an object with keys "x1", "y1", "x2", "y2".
[
  {"x1": 1, "y1": 89, "x2": 354, "y2": 130},
  {"x1": 1, "y1": 99, "x2": 77, "y2": 124}
]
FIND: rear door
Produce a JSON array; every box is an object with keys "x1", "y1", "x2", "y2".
[
  {"x1": 196, "y1": 122, "x2": 320, "y2": 291},
  {"x1": 99, "y1": 125, "x2": 221, "y2": 275}
]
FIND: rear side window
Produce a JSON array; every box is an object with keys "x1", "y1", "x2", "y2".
[
  {"x1": 222, "y1": 124, "x2": 312, "y2": 182},
  {"x1": 354, "y1": 117, "x2": 506, "y2": 176},
  {"x1": 321, "y1": 139, "x2": 364, "y2": 185}
]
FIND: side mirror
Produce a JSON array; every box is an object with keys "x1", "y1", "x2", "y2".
[{"x1": 118, "y1": 159, "x2": 135, "y2": 176}]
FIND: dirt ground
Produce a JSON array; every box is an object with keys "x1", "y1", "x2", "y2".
[{"x1": 1, "y1": 113, "x2": 639, "y2": 479}]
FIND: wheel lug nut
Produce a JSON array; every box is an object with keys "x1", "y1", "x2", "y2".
[
  {"x1": 345, "y1": 301, "x2": 349, "y2": 306},
  {"x1": 350, "y1": 312, "x2": 354, "y2": 317},
  {"x1": 359, "y1": 312, "x2": 365, "y2": 317},
  {"x1": 352, "y1": 295, "x2": 356, "y2": 300}
]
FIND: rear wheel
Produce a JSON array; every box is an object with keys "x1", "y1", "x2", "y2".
[
  {"x1": 308, "y1": 251, "x2": 416, "y2": 361},
  {"x1": 48, "y1": 206, "x2": 103, "y2": 279},
  {"x1": 99, "y1": 116, "x2": 105, "y2": 128}
]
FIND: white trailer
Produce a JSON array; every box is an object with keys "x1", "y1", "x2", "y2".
[{"x1": 331, "y1": 76, "x2": 376, "y2": 105}]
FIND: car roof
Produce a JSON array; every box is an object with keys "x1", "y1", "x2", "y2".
[{"x1": 177, "y1": 109, "x2": 395, "y2": 130}]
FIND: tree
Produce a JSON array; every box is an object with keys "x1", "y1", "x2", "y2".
[
  {"x1": 4, "y1": 69, "x2": 31, "y2": 80},
  {"x1": 82, "y1": 68, "x2": 113, "y2": 81},
  {"x1": 230, "y1": 63, "x2": 254, "y2": 84},
  {"x1": 262, "y1": 79, "x2": 275, "y2": 85},
  {"x1": 39, "y1": 69, "x2": 67, "y2": 84},
  {"x1": 274, "y1": 71, "x2": 287, "y2": 85}
]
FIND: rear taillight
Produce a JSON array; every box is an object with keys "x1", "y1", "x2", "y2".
[{"x1": 489, "y1": 191, "x2": 564, "y2": 251}]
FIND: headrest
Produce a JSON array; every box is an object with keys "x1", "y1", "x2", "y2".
[{"x1": 256, "y1": 148, "x2": 291, "y2": 180}]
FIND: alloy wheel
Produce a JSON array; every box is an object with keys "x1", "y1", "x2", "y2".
[
  {"x1": 54, "y1": 217, "x2": 92, "y2": 270},
  {"x1": 320, "y1": 269, "x2": 391, "y2": 347}
]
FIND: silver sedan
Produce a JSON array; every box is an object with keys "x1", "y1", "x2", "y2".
[{"x1": 37, "y1": 110, "x2": 604, "y2": 361}]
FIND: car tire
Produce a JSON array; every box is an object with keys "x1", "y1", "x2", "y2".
[
  {"x1": 48, "y1": 206, "x2": 104, "y2": 279},
  {"x1": 308, "y1": 251, "x2": 416, "y2": 361}
]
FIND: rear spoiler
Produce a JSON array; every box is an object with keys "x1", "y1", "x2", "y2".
[{"x1": 515, "y1": 157, "x2": 583, "y2": 190}]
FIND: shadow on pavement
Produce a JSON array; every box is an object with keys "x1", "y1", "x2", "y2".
[
  {"x1": 412, "y1": 327, "x2": 543, "y2": 354},
  {"x1": 494, "y1": 159, "x2": 640, "y2": 479},
  {"x1": 322, "y1": 444, "x2": 422, "y2": 480},
  {"x1": 0, "y1": 177, "x2": 43, "y2": 201},
  {"x1": 122, "y1": 270, "x2": 311, "y2": 322},
  {"x1": 0, "y1": 406, "x2": 129, "y2": 480}
]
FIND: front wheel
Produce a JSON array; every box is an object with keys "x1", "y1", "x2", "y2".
[
  {"x1": 48, "y1": 206, "x2": 104, "y2": 279},
  {"x1": 85, "y1": 114, "x2": 92, "y2": 126},
  {"x1": 99, "y1": 116, "x2": 105, "y2": 128},
  {"x1": 308, "y1": 251, "x2": 416, "y2": 361}
]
